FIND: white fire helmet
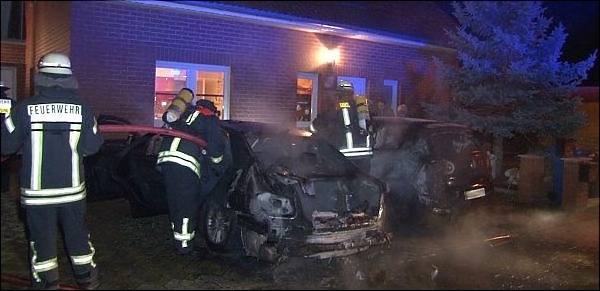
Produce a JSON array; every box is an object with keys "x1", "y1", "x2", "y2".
[
  {"x1": 337, "y1": 80, "x2": 354, "y2": 92},
  {"x1": 38, "y1": 52, "x2": 73, "y2": 75}
]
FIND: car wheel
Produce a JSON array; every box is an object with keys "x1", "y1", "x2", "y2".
[
  {"x1": 414, "y1": 161, "x2": 454, "y2": 221},
  {"x1": 200, "y1": 195, "x2": 242, "y2": 255}
]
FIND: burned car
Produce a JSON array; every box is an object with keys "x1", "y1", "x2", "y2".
[
  {"x1": 87, "y1": 120, "x2": 390, "y2": 262},
  {"x1": 368, "y1": 116, "x2": 493, "y2": 228}
]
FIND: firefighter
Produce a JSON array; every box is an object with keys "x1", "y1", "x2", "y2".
[
  {"x1": 1, "y1": 52, "x2": 103, "y2": 290},
  {"x1": 1, "y1": 80, "x2": 16, "y2": 193},
  {"x1": 0, "y1": 80, "x2": 15, "y2": 118},
  {"x1": 156, "y1": 91, "x2": 229, "y2": 255},
  {"x1": 195, "y1": 99, "x2": 230, "y2": 197},
  {"x1": 310, "y1": 80, "x2": 373, "y2": 171}
]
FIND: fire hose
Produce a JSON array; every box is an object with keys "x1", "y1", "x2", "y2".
[
  {"x1": 1, "y1": 273, "x2": 80, "y2": 290},
  {"x1": 1, "y1": 124, "x2": 208, "y2": 164}
]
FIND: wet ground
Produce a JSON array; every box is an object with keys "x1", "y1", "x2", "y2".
[{"x1": 2, "y1": 188, "x2": 598, "y2": 290}]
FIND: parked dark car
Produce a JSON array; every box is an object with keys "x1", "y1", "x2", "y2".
[
  {"x1": 368, "y1": 116, "x2": 493, "y2": 229},
  {"x1": 86, "y1": 119, "x2": 390, "y2": 262}
]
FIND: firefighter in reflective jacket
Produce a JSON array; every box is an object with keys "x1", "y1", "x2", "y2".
[
  {"x1": 310, "y1": 80, "x2": 373, "y2": 171},
  {"x1": 156, "y1": 91, "x2": 228, "y2": 255},
  {"x1": 1, "y1": 52, "x2": 103, "y2": 290}
]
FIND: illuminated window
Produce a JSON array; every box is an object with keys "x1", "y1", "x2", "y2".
[
  {"x1": 154, "y1": 61, "x2": 230, "y2": 126},
  {"x1": 296, "y1": 72, "x2": 318, "y2": 129},
  {"x1": 337, "y1": 76, "x2": 366, "y2": 97}
]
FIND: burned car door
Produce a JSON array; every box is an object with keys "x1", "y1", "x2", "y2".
[
  {"x1": 90, "y1": 124, "x2": 208, "y2": 217},
  {"x1": 116, "y1": 133, "x2": 168, "y2": 217}
]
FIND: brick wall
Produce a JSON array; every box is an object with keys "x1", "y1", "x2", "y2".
[
  {"x1": 33, "y1": 1, "x2": 71, "y2": 63},
  {"x1": 0, "y1": 42, "x2": 25, "y2": 64},
  {"x1": 3, "y1": 1, "x2": 455, "y2": 126},
  {"x1": 0, "y1": 42, "x2": 26, "y2": 100},
  {"x1": 67, "y1": 1, "x2": 454, "y2": 125},
  {"x1": 575, "y1": 87, "x2": 599, "y2": 152}
]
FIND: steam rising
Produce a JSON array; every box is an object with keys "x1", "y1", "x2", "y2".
[{"x1": 271, "y1": 198, "x2": 599, "y2": 289}]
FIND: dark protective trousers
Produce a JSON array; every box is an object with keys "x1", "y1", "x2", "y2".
[
  {"x1": 25, "y1": 200, "x2": 97, "y2": 288},
  {"x1": 161, "y1": 164, "x2": 202, "y2": 254}
]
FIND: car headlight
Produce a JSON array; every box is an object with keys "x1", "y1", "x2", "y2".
[{"x1": 250, "y1": 192, "x2": 295, "y2": 218}]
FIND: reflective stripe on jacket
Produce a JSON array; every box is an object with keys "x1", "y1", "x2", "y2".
[
  {"x1": 157, "y1": 110, "x2": 203, "y2": 177},
  {"x1": 156, "y1": 138, "x2": 201, "y2": 177}
]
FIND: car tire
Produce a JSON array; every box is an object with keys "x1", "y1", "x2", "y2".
[{"x1": 200, "y1": 194, "x2": 243, "y2": 256}]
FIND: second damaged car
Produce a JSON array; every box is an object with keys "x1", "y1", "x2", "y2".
[
  {"x1": 91, "y1": 120, "x2": 390, "y2": 262},
  {"x1": 369, "y1": 116, "x2": 493, "y2": 230}
]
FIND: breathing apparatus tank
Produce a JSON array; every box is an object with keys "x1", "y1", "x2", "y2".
[
  {"x1": 165, "y1": 88, "x2": 194, "y2": 123},
  {"x1": 355, "y1": 94, "x2": 370, "y2": 131}
]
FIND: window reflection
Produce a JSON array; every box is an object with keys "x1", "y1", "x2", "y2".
[
  {"x1": 155, "y1": 68, "x2": 188, "y2": 120},
  {"x1": 296, "y1": 78, "x2": 313, "y2": 122}
]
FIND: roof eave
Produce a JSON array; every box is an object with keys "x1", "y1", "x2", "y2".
[{"x1": 129, "y1": 0, "x2": 454, "y2": 52}]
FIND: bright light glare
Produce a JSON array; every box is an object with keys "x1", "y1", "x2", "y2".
[{"x1": 318, "y1": 47, "x2": 340, "y2": 65}]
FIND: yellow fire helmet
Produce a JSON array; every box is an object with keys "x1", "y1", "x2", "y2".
[{"x1": 355, "y1": 95, "x2": 369, "y2": 114}]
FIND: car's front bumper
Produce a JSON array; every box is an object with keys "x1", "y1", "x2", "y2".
[{"x1": 302, "y1": 224, "x2": 391, "y2": 259}]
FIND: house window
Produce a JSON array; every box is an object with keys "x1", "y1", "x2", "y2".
[
  {"x1": 296, "y1": 72, "x2": 318, "y2": 129},
  {"x1": 0, "y1": 66, "x2": 18, "y2": 101},
  {"x1": 383, "y1": 79, "x2": 399, "y2": 115},
  {"x1": 337, "y1": 76, "x2": 366, "y2": 97},
  {"x1": 1, "y1": 1, "x2": 25, "y2": 41},
  {"x1": 154, "y1": 61, "x2": 230, "y2": 126}
]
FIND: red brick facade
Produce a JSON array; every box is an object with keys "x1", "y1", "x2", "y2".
[
  {"x1": 0, "y1": 42, "x2": 26, "y2": 99},
  {"x1": 575, "y1": 87, "x2": 599, "y2": 152}
]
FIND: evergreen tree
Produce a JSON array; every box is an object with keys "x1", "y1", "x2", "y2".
[{"x1": 422, "y1": 1, "x2": 597, "y2": 177}]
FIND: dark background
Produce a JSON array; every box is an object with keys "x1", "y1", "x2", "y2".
[{"x1": 543, "y1": 1, "x2": 599, "y2": 86}]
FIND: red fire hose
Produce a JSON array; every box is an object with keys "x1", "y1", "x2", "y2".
[
  {"x1": 98, "y1": 124, "x2": 207, "y2": 147},
  {"x1": 1, "y1": 124, "x2": 208, "y2": 164},
  {"x1": 2, "y1": 272, "x2": 81, "y2": 290}
]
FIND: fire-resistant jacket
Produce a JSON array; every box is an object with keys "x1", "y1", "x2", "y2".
[
  {"x1": 157, "y1": 105, "x2": 228, "y2": 177},
  {"x1": 311, "y1": 97, "x2": 373, "y2": 158},
  {"x1": 1, "y1": 86, "x2": 104, "y2": 206}
]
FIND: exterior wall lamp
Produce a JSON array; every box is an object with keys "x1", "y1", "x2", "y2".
[
  {"x1": 318, "y1": 46, "x2": 340, "y2": 67},
  {"x1": 325, "y1": 48, "x2": 340, "y2": 66}
]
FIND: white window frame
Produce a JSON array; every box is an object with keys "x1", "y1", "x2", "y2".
[
  {"x1": 384, "y1": 79, "x2": 399, "y2": 114},
  {"x1": 337, "y1": 76, "x2": 366, "y2": 96},
  {"x1": 155, "y1": 61, "x2": 230, "y2": 121},
  {"x1": 296, "y1": 72, "x2": 319, "y2": 129}
]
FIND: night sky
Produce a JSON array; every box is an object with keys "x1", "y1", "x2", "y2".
[{"x1": 543, "y1": 1, "x2": 599, "y2": 86}]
